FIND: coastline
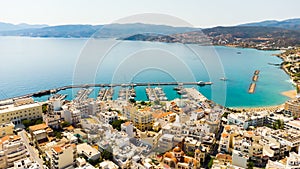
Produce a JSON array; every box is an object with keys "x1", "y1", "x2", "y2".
[
  {"x1": 281, "y1": 90, "x2": 297, "y2": 99},
  {"x1": 230, "y1": 104, "x2": 284, "y2": 112}
]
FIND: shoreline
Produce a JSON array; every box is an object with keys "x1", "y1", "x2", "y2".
[
  {"x1": 281, "y1": 90, "x2": 297, "y2": 99},
  {"x1": 229, "y1": 104, "x2": 284, "y2": 112}
]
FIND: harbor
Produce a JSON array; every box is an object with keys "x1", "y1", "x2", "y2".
[{"x1": 1, "y1": 81, "x2": 212, "y2": 101}]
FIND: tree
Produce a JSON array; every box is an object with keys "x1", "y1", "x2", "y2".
[
  {"x1": 42, "y1": 104, "x2": 48, "y2": 113},
  {"x1": 207, "y1": 157, "x2": 214, "y2": 169},
  {"x1": 110, "y1": 120, "x2": 126, "y2": 131},
  {"x1": 102, "y1": 148, "x2": 113, "y2": 161},
  {"x1": 129, "y1": 98, "x2": 136, "y2": 104},
  {"x1": 61, "y1": 121, "x2": 71, "y2": 128},
  {"x1": 141, "y1": 101, "x2": 146, "y2": 105},
  {"x1": 186, "y1": 151, "x2": 195, "y2": 157},
  {"x1": 247, "y1": 161, "x2": 254, "y2": 169},
  {"x1": 35, "y1": 119, "x2": 43, "y2": 125},
  {"x1": 54, "y1": 131, "x2": 62, "y2": 139}
]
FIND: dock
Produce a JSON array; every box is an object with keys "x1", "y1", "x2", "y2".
[{"x1": 0, "y1": 81, "x2": 212, "y2": 101}]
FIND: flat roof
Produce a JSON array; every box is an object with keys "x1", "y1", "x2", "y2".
[
  {"x1": 0, "y1": 102, "x2": 41, "y2": 114},
  {"x1": 77, "y1": 143, "x2": 100, "y2": 157},
  {"x1": 287, "y1": 120, "x2": 300, "y2": 128}
]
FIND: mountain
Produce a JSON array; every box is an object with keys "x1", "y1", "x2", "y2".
[
  {"x1": 0, "y1": 23, "x2": 201, "y2": 38},
  {"x1": 0, "y1": 22, "x2": 48, "y2": 31},
  {"x1": 122, "y1": 26, "x2": 300, "y2": 48},
  {"x1": 0, "y1": 25, "x2": 102, "y2": 38},
  {"x1": 239, "y1": 18, "x2": 300, "y2": 30}
]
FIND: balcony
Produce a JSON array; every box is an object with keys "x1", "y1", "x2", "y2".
[{"x1": 7, "y1": 149, "x2": 27, "y2": 158}]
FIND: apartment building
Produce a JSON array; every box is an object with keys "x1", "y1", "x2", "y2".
[
  {"x1": 0, "y1": 98, "x2": 42, "y2": 125},
  {"x1": 0, "y1": 122, "x2": 14, "y2": 138},
  {"x1": 47, "y1": 144, "x2": 76, "y2": 169},
  {"x1": 125, "y1": 106, "x2": 154, "y2": 131},
  {"x1": 98, "y1": 111, "x2": 118, "y2": 124},
  {"x1": 227, "y1": 111, "x2": 268, "y2": 129},
  {"x1": 0, "y1": 135, "x2": 28, "y2": 168},
  {"x1": 285, "y1": 99, "x2": 300, "y2": 118}
]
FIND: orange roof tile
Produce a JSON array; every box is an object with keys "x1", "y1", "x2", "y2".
[
  {"x1": 216, "y1": 153, "x2": 232, "y2": 161},
  {"x1": 221, "y1": 133, "x2": 229, "y2": 138},
  {"x1": 0, "y1": 135, "x2": 20, "y2": 145},
  {"x1": 123, "y1": 121, "x2": 131, "y2": 126},
  {"x1": 29, "y1": 123, "x2": 48, "y2": 131},
  {"x1": 53, "y1": 146, "x2": 63, "y2": 153},
  {"x1": 224, "y1": 125, "x2": 231, "y2": 131}
]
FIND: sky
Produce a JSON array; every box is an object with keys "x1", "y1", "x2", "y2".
[{"x1": 0, "y1": 0, "x2": 300, "y2": 28}]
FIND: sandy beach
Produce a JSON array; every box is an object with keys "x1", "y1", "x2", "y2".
[
  {"x1": 281, "y1": 90, "x2": 297, "y2": 99},
  {"x1": 231, "y1": 104, "x2": 284, "y2": 112}
]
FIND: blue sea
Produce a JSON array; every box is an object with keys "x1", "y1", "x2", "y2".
[{"x1": 0, "y1": 37, "x2": 294, "y2": 107}]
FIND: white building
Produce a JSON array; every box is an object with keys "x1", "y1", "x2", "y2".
[
  {"x1": 0, "y1": 135, "x2": 28, "y2": 168},
  {"x1": 158, "y1": 134, "x2": 175, "y2": 152},
  {"x1": 13, "y1": 158, "x2": 41, "y2": 169},
  {"x1": 98, "y1": 111, "x2": 118, "y2": 124},
  {"x1": 47, "y1": 144, "x2": 76, "y2": 169},
  {"x1": 77, "y1": 143, "x2": 101, "y2": 161},
  {"x1": 285, "y1": 120, "x2": 300, "y2": 131},
  {"x1": 227, "y1": 111, "x2": 268, "y2": 129},
  {"x1": 232, "y1": 150, "x2": 249, "y2": 168},
  {"x1": 121, "y1": 122, "x2": 134, "y2": 138}
]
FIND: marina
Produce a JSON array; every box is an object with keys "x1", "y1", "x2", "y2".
[
  {"x1": 97, "y1": 87, "x2": 114, "y2": 101},
  {"x1": 74, "y1": 88, "x2": 93, "y2": 102},
  {"x1": 146, "y1": 87, "x2": 168, "y2": 102},
  {"x1": 117, "y1": 87, "x2": 136, "y2": 101},
  {"x1": 2, "y1": 81, "x2": 212, "y2": 101}
]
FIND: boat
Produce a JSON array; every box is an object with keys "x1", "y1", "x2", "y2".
[
  {"x1": 220, "y1": 77, "x2": 228, "y2": 81},
  {"x1": 237, "y1": 52, "x2": 241, "y2": 54}
]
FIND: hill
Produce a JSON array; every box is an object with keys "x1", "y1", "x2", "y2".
[
  {"x1": 239, "y1": 18, "x2": 300, "y2": 30},
  {"x1": 0, "y1": 23, "x2": 201, "y2": 38},
  {"x1": 0, "y1": 22, "x2": 47, "y2": 31},
  {"x1": 123, "y1": 26, "x2": 300, "y2": 48}
]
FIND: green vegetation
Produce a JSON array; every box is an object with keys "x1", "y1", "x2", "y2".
[
  {"x1": 101, "y1": 149, "x2": 113, "y2": 161},
  {"x1": 247, "y1": 161, "x2": 254, "y2": 169},
  {"x1": 42, "y1": 104, "x2": 48, "y2": 113},
  {"x1": 22, "y1": 118, "x2": 43, "y2": 130},
  {"x1": 222, "y1": 112, "x2": 230, "y2": 118},
  {"x1": 61, "y1": 121, "x2": 71, "y2": 128},
  {"x1": 53, "y1": 131, "x2": 62, "y2": 139},
  {"x1": 207, "y1": 157, "x2": 214, "y2": 169},
  {"x1": 272, "y1": 119, "x2": 285, "y2": 130},
  {"x1": 110, "y1": 119, "x2": 126, "y2": 131},
  {"x1": 129, "y1": 98, "x2": 136, "y2": 104},
  {"x1": 186, "y1": 151, "x2": 195, "y2": 157}
]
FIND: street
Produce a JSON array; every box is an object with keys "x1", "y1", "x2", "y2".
[{"x1": 19, "y1": 130, "x2": 44, "y2": 168}]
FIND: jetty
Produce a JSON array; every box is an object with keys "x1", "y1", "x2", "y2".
[
  {"x1": 248, "y1": 70, "x2": 260, "y2": 93},
  {"x1": 252, "y1": 75, "x2": 259, "y2": 82},
  {"x1": 248, "y1": 83, "x2": 256, "y2": 93},
  {"x1": 0, "y1": 81, "x2": 212, "y2": 101}
]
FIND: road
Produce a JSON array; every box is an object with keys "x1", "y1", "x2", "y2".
[{"x1": 19, "y1": 130, "x2": 44, "y2": 168}]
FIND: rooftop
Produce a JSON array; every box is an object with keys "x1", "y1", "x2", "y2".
[{"x1": 29, "y1": 123, "x2": 48, "y2": 132}]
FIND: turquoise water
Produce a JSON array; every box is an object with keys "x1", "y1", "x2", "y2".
[{"x1": 0, "y1": 37, "x2": 293, "y2": 107}]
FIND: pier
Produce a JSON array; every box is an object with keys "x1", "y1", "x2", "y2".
[{"x1": 1, "y1": 81, "x2": 212, "y2": 101}]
